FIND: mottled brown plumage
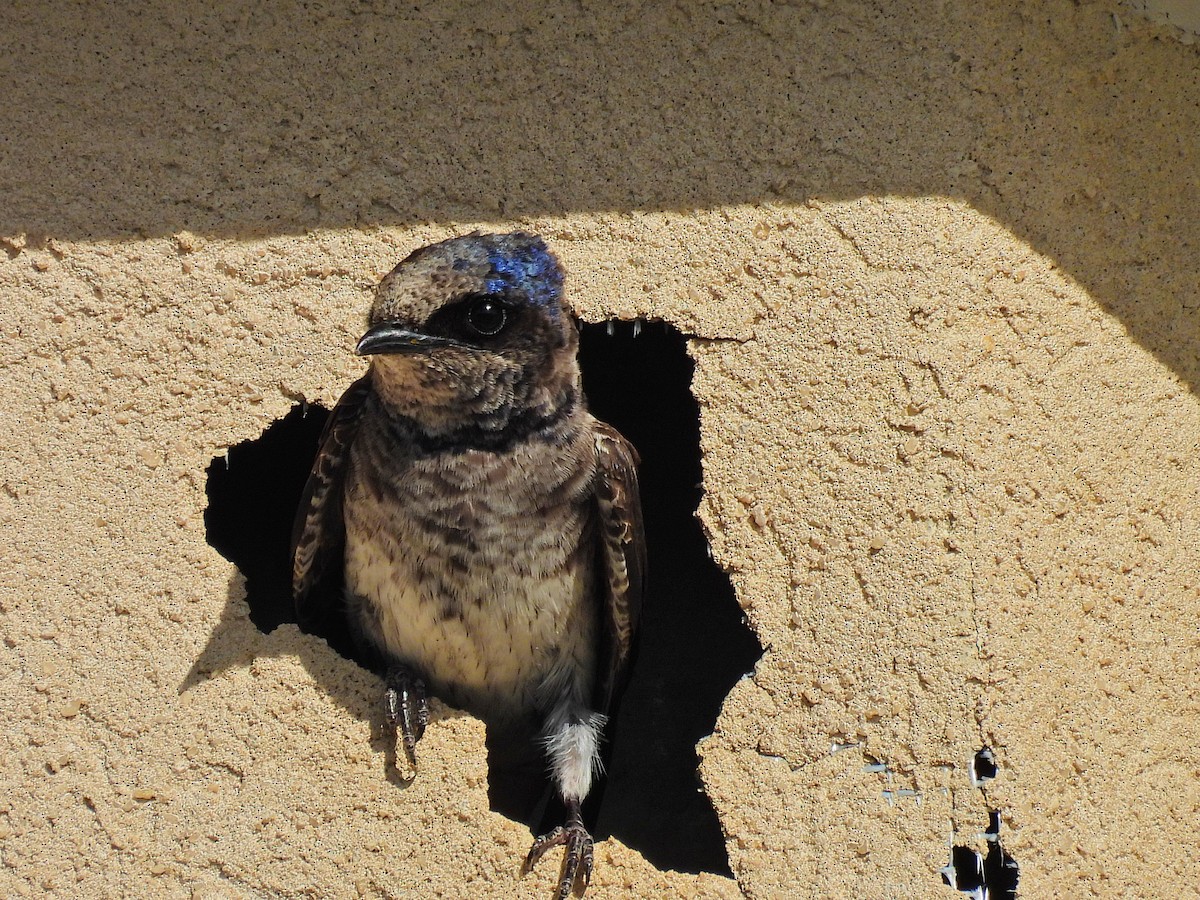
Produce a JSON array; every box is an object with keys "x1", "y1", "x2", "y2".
[{"x1": 291, "y1": 233, "x2": 644, "y2": 899}]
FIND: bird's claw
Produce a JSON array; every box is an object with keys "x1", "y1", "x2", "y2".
[
  {"x1": 521, "y1": 803, "x2": 593, "y2": 899},
  {"x1": 384, "y1": 666, "x2": 429, "y2": 767}
]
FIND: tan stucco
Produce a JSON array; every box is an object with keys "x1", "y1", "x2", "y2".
[{"x1": 2, "y1": 1, "x2": 1198, "y2": 897}]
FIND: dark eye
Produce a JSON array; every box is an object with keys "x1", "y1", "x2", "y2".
[{"x1": 466, "y1": 298, "x2": 508, "y2": 336}]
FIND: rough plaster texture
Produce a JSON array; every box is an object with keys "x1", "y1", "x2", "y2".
[{"x1": 1, "y1": 1, "x2": 1198, "y2": 897}]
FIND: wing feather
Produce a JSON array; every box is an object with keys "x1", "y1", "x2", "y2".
[
  {"x1": 291, "y1": 375, "x2": 371, "y2": 630},
  {"x1": 592, "y1": 420, "x2": 646, "y2": 715}
]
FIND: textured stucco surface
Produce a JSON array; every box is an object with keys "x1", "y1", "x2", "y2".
[{"x1": 2, "y1": 1, "x2": 1198, "y2": 897}]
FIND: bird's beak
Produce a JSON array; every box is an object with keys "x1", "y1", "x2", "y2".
[{"x1": 355, "y1": 323, "x2": 466, "y2": 356}]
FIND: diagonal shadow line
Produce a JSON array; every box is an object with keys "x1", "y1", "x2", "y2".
[{"x1": 3, "y1": 2, "x2": 1198, "y2": 394}]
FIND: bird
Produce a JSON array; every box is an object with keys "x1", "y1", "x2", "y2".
[{"x1": 291, "y1": 232, "x2": 645, "y2": 899}]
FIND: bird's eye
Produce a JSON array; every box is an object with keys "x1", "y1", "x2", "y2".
[{"x1": 466, "y1": 298, "x2": 508, "y2": 336}]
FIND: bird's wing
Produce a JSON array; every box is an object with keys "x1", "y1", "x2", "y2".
[
  {"x1": 291, "y1": 375, "x2": 372, "y2": 630},
  {"x1": 592, "y1": 420, "x2": 646, "y2": 715}
]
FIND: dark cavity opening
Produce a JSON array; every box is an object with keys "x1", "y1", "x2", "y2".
[
  {"x1": 579, "y1": 320, "x2": 764, "y2": 873},
  {"x1": 942, "y1": 830, "x2": 1019, "y2": 900},
  {"x1": 202, "y1": 319, "x2": 762, "y2": 877},
  {"x1": 972, "y1": 747, "x2": 998, "y2": 785}
]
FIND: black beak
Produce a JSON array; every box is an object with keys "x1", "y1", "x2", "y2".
[{"x1": 355, "y1": 323, "x2": 466, "y2": 356}]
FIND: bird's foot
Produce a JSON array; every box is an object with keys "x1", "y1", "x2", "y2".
[
  {"x1": 384, "y1": 665, "x2": 428, "y2": 769},
  {"x1": 521, "y1": 800, "x2": 593, "y2": 900}
]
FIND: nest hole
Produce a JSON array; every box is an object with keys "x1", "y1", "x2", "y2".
[{"x1": 204, "y1": 319, "x2": 762, "y2": 876}]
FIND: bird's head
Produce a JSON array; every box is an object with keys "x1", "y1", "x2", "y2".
[{"x1": 357, "y1": 232, "x2": 580, "y2": 435}]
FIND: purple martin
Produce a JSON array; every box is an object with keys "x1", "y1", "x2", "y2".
[{"x1": 291, "y1": 232, "x2": 644, "y2": 899}]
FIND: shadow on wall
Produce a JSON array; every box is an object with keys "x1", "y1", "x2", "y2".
[
  {"x1": 199, "y1": 320, "x2": 763, "y2": 876},
  {"x1": 5, "y1": 2, "x2": 1199, "y2": 391}
]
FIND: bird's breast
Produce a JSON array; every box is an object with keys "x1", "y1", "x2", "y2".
[{"x1": 342, "y1": 424, "x2": 599, "y2": 719}]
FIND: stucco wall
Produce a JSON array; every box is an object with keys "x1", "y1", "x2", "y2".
[{"x1": 2, "y1": 1, "x2": 1198, "y2": 897}]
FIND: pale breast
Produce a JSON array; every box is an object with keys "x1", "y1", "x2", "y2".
[{"x1": 342, "y1": 416, "x2": 599, "y2": 720}]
